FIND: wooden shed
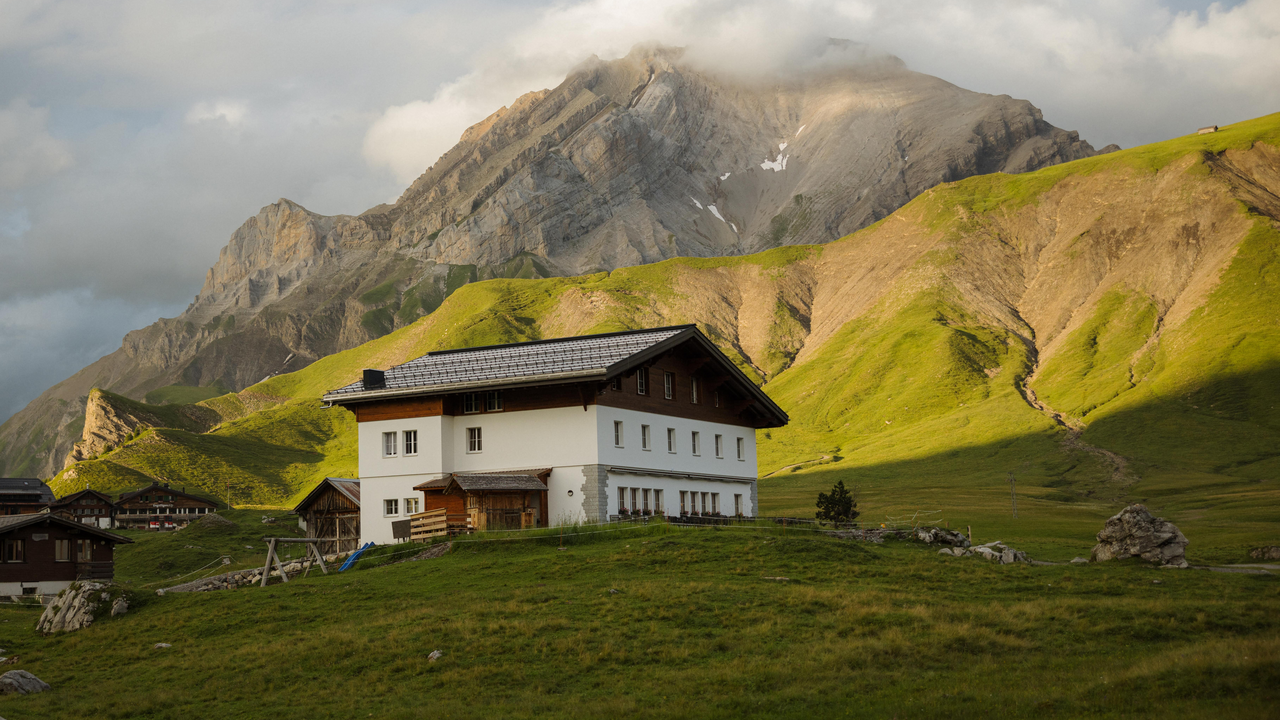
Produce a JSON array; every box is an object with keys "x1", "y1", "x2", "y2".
[
  {"x1": 292, "y1": 478, "x2": 360, "y2": 555},
  {"x1": 412, "y1": 470, "x2": 550, "y2": 539}
]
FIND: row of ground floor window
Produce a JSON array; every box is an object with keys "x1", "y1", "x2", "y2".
[{"x1": 618, "y1": 486, "x2": 744, "y2": 517}]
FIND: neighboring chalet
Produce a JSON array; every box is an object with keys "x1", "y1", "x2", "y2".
[
  {"x1": 292, "y1": 478, "x2": 361, "y2": 555},
  {"x1": 47, "y1": 488, "x2": 115, "y2": 529},
  {"x1": 321, "y1": 325, "x2": 789, "y2": 545},
  {"x1": 114, "y1": 482, "x2": 218, "y2": 530},
  {"x1": 0, "y1": 478, "x2": 55, "y2": 516},
  {"x1": 0, "y1": 513, "x2": 132, "y2": 597}
]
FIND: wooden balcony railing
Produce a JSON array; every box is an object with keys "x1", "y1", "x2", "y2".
[
  {"x1": 410, "y1": 508, "x2": 470, "y2": 541},
  {"x1": 75, "y1": 561, "x2": 114, "y2": 581}
]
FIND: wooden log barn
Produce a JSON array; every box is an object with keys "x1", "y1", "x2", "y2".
[
  {"x1": 291, "y1": 478, "x2": 361, "y2": 555},
  {"x1": 0, "y1": 513, "x2": 132, "y2": 597},
  {"x1": 412, "y1": 470, "x2": 550, "y2": 540}
]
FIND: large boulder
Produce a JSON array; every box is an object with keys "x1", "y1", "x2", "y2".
[
  {"x1": 0, "y1": 669, "x2": 50, "y2": 695},
  {"x1": 37, "y1": 581, "x2": 130, "y2": 634},
  {"x1": 1091, "y1": 504, "x2": 1189, "y2": 568}
]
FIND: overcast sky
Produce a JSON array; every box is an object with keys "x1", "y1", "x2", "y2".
[{"x1": 1, "y1": 0, "x2": 1277, "y2": 424}]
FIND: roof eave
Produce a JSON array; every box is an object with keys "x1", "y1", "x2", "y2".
[{"x1": 323, "y1": 368, "x2": 608, "y2": 405}]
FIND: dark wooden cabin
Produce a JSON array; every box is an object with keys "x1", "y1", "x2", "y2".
[
  {"x1": 0, "y1": 513, "x2": 132, "y2": 597},
  {"x1": 115, "y1": 482, "x2": 218, "y2": 530},
  {"x1": 0, "y1": 479, "x2": 55, "y2": 516},
  {"x1": 46, "y1": 488, "x2": 116, "y2": 528},
  {"x1": 292, "y1": 478, "x2": 360, "y2": 555}
]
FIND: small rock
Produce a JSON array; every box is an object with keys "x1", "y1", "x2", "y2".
[
  {"x1": 1249, "y1": 546, "x2": 1280, "y2": 561},
  {"x1": 0, "y1": 670, "x2": 50, "y2": 695},
  {"x1": 427, "y1": 650, "x2": 443, "y2": 662},
  {"x1": 608, "y1": 588, "x2": 619, "y2": 594},
  {"x1": 154, "y1": 643, "x2": 171, "y2": 649},
  {"x1": 1152, "y1": 579, "x2": 1163, "y2": 585},
  {"x1": 1070, "y1": 557, "x2": 1089, "y2": 564},
  {"x1": 111, "y1": 596, "x2": 128, "y2": 617}
]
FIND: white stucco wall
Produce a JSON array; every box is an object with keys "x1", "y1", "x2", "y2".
[
  {"x1": 0, "y1": 580, "x2": 71, "y2": 596},
  {"x1": 354, "y1": 402, "x2": 762, "y2": 543},
  {"x1": 595, "y1": 407, "x2": 757, "y2": 478}
]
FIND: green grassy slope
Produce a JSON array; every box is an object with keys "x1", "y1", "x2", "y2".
[
  {"x1": 49, "y1": 114, "x2": 1280, "y2": 561},
  {"x1": 2, "y1": 526, "x2": 1277, "y2": 719}
]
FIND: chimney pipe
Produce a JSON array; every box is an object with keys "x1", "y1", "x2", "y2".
[{"x1": 363, "y1": 368, "x2": 386, "y2": 389}]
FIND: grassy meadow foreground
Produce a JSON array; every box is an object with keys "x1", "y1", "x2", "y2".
[{"x1": 2, "y1": 519, "x2": 1278, "y2": 719}]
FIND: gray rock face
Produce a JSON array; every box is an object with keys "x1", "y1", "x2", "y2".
[
  {"x1": 37, "y1": 581, "x2": 125, "y2": 634},
  {"x1": 0, "y1": 670, "x2": 50, "y2": 695},
  {"x1": 1091, "y1": 504, "x2": 1189, "y2": 568},
  {"x1": 1249, "y1": 546, "x2": 1280, "y2": 561},
  {"x1": 1, "y1": 43, "x2": 1108, "y2": 481}
]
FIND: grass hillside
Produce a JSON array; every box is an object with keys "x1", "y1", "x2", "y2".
[
  {"x1": 2, "y1": 525, "x2": 1277, "y2": 719},
  {"x1": 50, "y1": 113, "x2": 1280, "y2": 560}
]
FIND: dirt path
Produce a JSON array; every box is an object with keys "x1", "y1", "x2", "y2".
[{"x1": 1016, "y1": 342, "x2": 1136, "y2": 486}]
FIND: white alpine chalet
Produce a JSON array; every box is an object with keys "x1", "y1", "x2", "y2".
[{"x1": 321, "y1": 325, "x2": 788, "y2": 546}]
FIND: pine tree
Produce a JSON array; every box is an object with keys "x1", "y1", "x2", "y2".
[{"x1": 815, "y1": 480, "x2": 859, "y2": 524}]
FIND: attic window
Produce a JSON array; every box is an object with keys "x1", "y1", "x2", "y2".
[
  {"x1": 691, "y1": 377, "x2": 700, "y2": 404},
  {"x1": 485, "y1": 391, "x2": 503, "y2": 412},
  {"x1": 610, "y1": 377, "x2": 621, "y2": 391},
  {"x1": 637, "y1": 369, "x2": 648, "y2": 395},
  {"x1": 664, "y1": 372, "x2": 674, "y2": 400},
  {"x1": 463, "y1": 393, "x2": 481, "y2": 414}
]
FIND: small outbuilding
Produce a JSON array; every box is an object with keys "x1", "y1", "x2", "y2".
[
  {"x1": 0, "y1": 513, "x2": 132, "y2": 597},
  {"x1": 46, "y1": 488, "x2": 115, "y2": 529},
  {"x1": 414, "y1": 470, "x2": 550, "y2": 537},
  {"x1": 0, "y1": 479, "x2": 55, "y2": 516},
  {"x1": 292, "y1": 478, "x2": 361, "y2": 555},
  {"x1": 1198, "y1": 125, "x2": 1218, "y2": 134}
]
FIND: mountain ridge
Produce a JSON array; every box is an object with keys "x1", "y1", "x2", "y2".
[
  {"x1": 2, "y1": 43, "x2": 1108, "y2": 479},
  {"x1": 46, "y1": 113, "x2": 1280, "y2": 561}
]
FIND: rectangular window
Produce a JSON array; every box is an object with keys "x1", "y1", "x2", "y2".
[
  {"x1": 610, "y1": 377, "x2": 621, "y2": 391},
  {"x1": 737, "y1": 437, "x2": 745, "y2": 461},
  {"x1": 404, "y1": 498, "x2": 420, "y2": 515},
  {"x1": 403, "y1": 430, "x2": 418, "y2": 456},
  {"x1": 76, "y1": 539, "x2": 92, "y2": 562},
  {"x1": 485, "y1": 391, "x2": 503, "y2": 412},
  {"x1": 667, "y1": 428, "x2": 676, "y2": 453},
  {"x1": 691, "y1": 431, "x2": 700, "y2": 456},
  {"x1": 642, "y1": 489, "x2": 651, "y2": 512},
  {"x1": 654, "y1": 489, "x2": 663, "y2": 514},
  {"x1": 630, "y1": 488, "x2": 639, "y2": 512},
  {"x1": 664, "y1": 371, "x2": 674, "y2": 400},
  {"x1": 382, "y1": 431, "x2": 397, "y2": 457},
  {"x1": 641, "y1": 425, "x2": 651, "y2": 450},
  {"x1": 614, "y1": 420, "x2": 624, "y2": 447},
  {"x1": 691, "y1": 377, "x2": 700, "y2": 404},
  {"x1": 735, "y1": 494, "x2": 743, "y2": 516},
  {"x1": 680, "y1": 490, "x2": 687, "y2": 514},
  {"x1": 55, "y1": 539, "x2": 71, "y2": 562},
  {"x1": 637, "y1": 368, "x2": 648, "y2": 395},
  {"x1": 715, "y1": 434, "x2": 723, "y2": 458},
  {"x1": 467, "y1": 427, "x2": 483, "y2": 453},
  {"x1": 384, "y1": 499, "x2": 399, "y2": 516},
  {"x1": 701, "y1": 492, "x2": 709, "y2": 514},
  {"x1": 618, "y1": 487, "x2": 627, "y2": 513},
  {"x1": 4, "y1": 539, "x2": 24, "y2": 563},
  {"x1": 463, "y1": 393, "x2": 481, "y2": 414},
  {"x1": 714, "y1": 390, "x2": 720, "y2": 407},
  {"x1": 711, "y1": 493, "x2": 720, "y2": 515}
]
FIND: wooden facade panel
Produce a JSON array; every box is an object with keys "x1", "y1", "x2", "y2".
[
  {"x1": 597, "y1": 351, "x2": 760, "y2": 425},
  {"x1": 0, "y1": 520, "x2": 117, "y2": 584},
  {"x1": 354, "y1": 396, "x2": 445, "y2": 422}
]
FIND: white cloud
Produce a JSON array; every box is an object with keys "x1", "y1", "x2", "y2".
[
  {"x1": 0, "y1": 99, "x2": 73, "y2": 190},
  {"x1": 185, "y1": 100, "x2": 249, "y2": 126}
]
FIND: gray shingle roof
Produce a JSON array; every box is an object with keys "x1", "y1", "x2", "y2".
[
  {"x1": 0, "y1": 512, "x2": 132, "y2": 543},
  {"x1": 0, "y1": 478, "x2": 53, "y2": 503},
  {"x1": 449, "y1": 473, "x2": 549, "y2": 492},
  {"x1": 323, "y1": 325, "x2": 692, "y2": 400}
]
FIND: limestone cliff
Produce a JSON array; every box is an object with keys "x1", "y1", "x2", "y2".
[
  {"x1": 64, "y1": 389, "x2": 219, "y2": 466},
  {"x1": 0, "y1": 43, "x2": 1107, "y2": 479}
]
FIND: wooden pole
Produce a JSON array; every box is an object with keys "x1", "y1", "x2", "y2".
[
  {"x1": 259, "y1": 538, "x2": 276, "y2": 588},
  {"x1": 1008, "y1": 472, "x2": 1018, "y2": 519}
]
